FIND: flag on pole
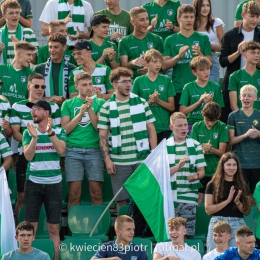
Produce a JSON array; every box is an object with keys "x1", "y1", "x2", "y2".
[
  {"x1": 123, "y1": 139, "x2": 174, "y2": 242},
  {"x1": 0, "y1": 167, "x2": 17, "y2": 257}
]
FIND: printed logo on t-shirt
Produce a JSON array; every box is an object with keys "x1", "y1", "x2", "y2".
[
  {"x1": 10, "y1": 83, "x2": 17, "y2": 93},
  {"x1": 167, "y1": 9, "x2": 173, "y2": 16},
  {"x1": 21, "y1": 76, "x2": 26, "y2": 83},
  {"x1": 147, "y1": 42, "x2": 154, "y2": 49},
  {"x1": 253, "y1": 120, "x2": 259, "y2": 126},
  {"x1": 193, "y1": 41, "x2": 199, "y2": 46},
  {"x1": 159, "y1": 85, "x2": 164, "y2": 92},
  {"x1": 213, "y1": 133, "x2": 218, "y2": 139},
  {"x1": 75, "y1": 107, "x2": 90, "y2": 127},
  {"x1": 95, "y1": 77, "x2": 101, "y2": 84},
  {"x1": 184, "y1": 49, "x2": 193, "y2": 59},
  {"x1": 131, "y1": 257, "x2": 137, "y2": 260}
]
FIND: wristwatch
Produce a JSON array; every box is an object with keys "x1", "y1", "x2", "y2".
[{"x1": 48, "y1": 131, "x2": 55, "y2": 137}]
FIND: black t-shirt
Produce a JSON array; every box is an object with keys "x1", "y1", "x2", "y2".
[{"x1": 205, "y1": 180, "x2": 249, "y2": 218}]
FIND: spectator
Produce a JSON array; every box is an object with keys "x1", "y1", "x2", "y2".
[
  {"x1": 68, "y1": 40, "x2": 114, "y2": 100},
  {"x1": 179, "y1": 56, "x2": 224, "y2": 133},
  {"x1": 253, "y1": 181, "x2": 260, "y2": 248},
  {"x1": 98, "y1": 67, "x2": 156, "y2": 212},
  {"x1": 94, "y1": 0, "x2": 133, "y2": 44},
  {"x1": 153, "y1": 217, "x2": 201, "y2": 260},
  {"x1": 0, "y1": 0, "x2": 38, "y2": 64},
  {"x1": 91, "y1": 215, "x2": 148, "y2": 260},
  {"x1": 0, "y1": 94, "x2": 12, "y2": 138},
  {"x1": 61, "y1": 72, "x2": 105, "y2": 210},
  {"x1": 193, "y1": 0, "x2": 224, "y2": 83},
  {"x1": 23, "y1": 100, "x2": 66, "y2": 260},
  {"x1": 229, "y1": 41, "x2": 260, "y2": 111},
  {"x1": 35, "y1": 34, "x2": 76, "y2": 105},
  {"x1": 89, "y1": 14, "x2": 120, "y2": 69},
  {"x1": 10, "y1": 73, "x2": 61, "y2": 224},
  {"x1": 39, "y1": 0, "x2": 93, "y2": 46},
  {"x1": 219, "y1": 1, "x2": 260, "y2": 123},
  {"x1": 228, "y1": 84, "x2": 260, "y2": 205},
  {"x1": 0, "y1": 0, "x2": 33, "y2": 28},
  {"x1": 142, "y1": 0, "x2": 181, "y2": 41},
  {"x1": 203, "y1": 221, "x2": 231, "y2": 260},
  {"x1": 2, "y1": 221, "x2": 50, "y2": 260},
  {"x1": 191, "y1": 102, "x2": 228, "y2": 205},
  {"x1": 119, "y1": 7, "x2": 163, "y2": 79},
  {"x1": 215, "y1": 226, "x2": 259, "y2": 260},
  {"x1": 162, "y1": 4, "x2": 212, "y2": 112},
  {"x1": 205, "y1": 152, "x2": 251, "y2": 252},
  {"x1": 167, "y1": 112, "x2": 206, "y2": 237},
  {"x1": 132, "y1": 49, "x2": 175, "y2": 144}
]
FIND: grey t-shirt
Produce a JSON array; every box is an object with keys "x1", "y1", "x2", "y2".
[{"x1": 2, "y1": 248, "x2": 50, "y2": 260}]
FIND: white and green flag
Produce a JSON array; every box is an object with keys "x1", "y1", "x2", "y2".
[
  {"x1": 0, "y1": 167, "x2": 17, "y2": 257},
  {"x1": 124, "y1": 139, "x2": 174, "y2": 242}
]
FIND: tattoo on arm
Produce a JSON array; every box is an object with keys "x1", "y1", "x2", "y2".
[{"x1": 99, "y1": 134, "x2": 110, "y2": 160}]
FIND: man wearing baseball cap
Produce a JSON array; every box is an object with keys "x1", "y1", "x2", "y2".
[
  {"x1": 22, "y1": 98, "x2": 66, "y2": 260},
  {"x1": 68, "y1": 40, "x2": 114, "y2": 100}
]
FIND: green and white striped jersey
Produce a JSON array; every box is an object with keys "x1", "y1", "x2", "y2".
[
  {"x1": 0, "y1": 133, "x2": 12, "y2": 165},
  {"x1": 0, "y1": 99, "x2": 10, "y2": 133}
]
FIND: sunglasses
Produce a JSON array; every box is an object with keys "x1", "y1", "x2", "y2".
[{"x1": 33, "y1": 85, "x2": 46, "y2": 90}]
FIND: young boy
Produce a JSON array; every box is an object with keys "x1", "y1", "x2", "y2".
[
  {"x1": 179, "y1": 56, "x2": 224, "y2": 134},
  {"x1": 190, "y1": 102, "x2": 229, "y2": 205},
  {"x1": 229, "y1": 41, "x2": 260, "y2": 111},
  {"x1": 203, "y1": 221, "x2": 231, "y2": 260},
  {"x1": 132, "y1": 49, "x2": 175, "y2": 143}
]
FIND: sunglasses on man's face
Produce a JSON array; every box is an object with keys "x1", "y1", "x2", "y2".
[{"x1": 32, "y1": 85, "x2": 46, "y2": 90}]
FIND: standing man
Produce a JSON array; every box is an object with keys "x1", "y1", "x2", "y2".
[
  {"x1": 162, "y1": 4, "x2": 212, "y2": 112},
  {"x1": 98, "y1": 67, "x2": 157, "y2": 212},
  {"x1": 23, "y1": 100, "x2": 66, "y2": 260}
]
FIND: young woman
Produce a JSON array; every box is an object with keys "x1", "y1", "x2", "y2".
[
  {"x1": 193, "y1": 0, "x2": 224, "y2": 83},
  {"x1": 205, "y1": 152, "x2": 251, "y2": 252}
]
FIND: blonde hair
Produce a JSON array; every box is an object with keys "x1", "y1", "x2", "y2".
[
  {"x1": 114, "y1": 215, "x2": 134, "y2": 231},
  {"x1": 144, "y1": 49, "x2": 163, "y2": 62},
  {"x1": 213, "y1": 221, "x2": 231, "y2": 234},
  {"x1": 190, "y1": 56, "x2": 212, "y2": 71},
  {"x1": 168, "y1": 217, "x2": 187, "y2": 228},
  {"x1": 240, "y1": 84, "x2": 258, "y2": 96},
  {"x1": 170, "y1": 112, "x2": 187, "y2": 125}
]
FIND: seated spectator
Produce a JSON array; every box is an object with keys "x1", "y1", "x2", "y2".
[
  {"x1": 193, "y1": 0, "x2": 224, "y2": 83},
  {"x1": 153, "y1": 217, "x2": 201, "y2": 260},
  {"x1": 0, "y1": 0, "x2": 38, "y2": 64},
  {"x1": 91, "y1": 215, "x2": 148, "y2": 260},
  {"x1": 205, "y1": 152, "x2": 251, "y2": 252},
  {"x1": 2, "y1": 221, "x2": 50, "y2": 260},
  {"x1": 89, "y1": 14, "x2": 120, "y2": 69},
  {"x1": 191, "y1": 102, "x2": 228, "y2": 205},
  {"x1": 132, "y1": 49, "x2": 175, "y2": 144},
  {"x1": 179, "y1": 56, "x2": 224, "y2": 134},
  {"x1": 203, "y1": 221, "x2": 231, "y2": 260},
  {"x1": 167, "y1": 112, "x2": 206, "y2": 237},
  {"x1": 215, "y1": 226, "x2": 259, "y2": 260},
  {"x1": 229, "y1": 41, "x2": 260, "y2": 111}
]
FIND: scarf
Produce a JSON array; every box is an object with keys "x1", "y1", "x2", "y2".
[
  {"x1": 109, "y1": 93, "x2": 149, "y2": 158},
  {"x1": 58, "y1": 0, "x2": 85, "y2": 36},
  {"x1": 44, "y1": 57, "x2": 69, "y2": 98}
]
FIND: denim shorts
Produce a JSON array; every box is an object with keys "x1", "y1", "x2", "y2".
[
  {"x1": 24, "y1": 180, "x2": 62, "y2": 223},
  {"x1": 65, "y1": 147, "x2": 104, "y2": 182},
  {"x1": 206, "y1": 216, "x2": 246, "y2": 252},
  {"x1": 209, "y1": 53, "x2": 220, "y2": 84}
]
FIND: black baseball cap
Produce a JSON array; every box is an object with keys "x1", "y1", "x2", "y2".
[
  {"x1": 68, "y1": 40, "x2": 92, "y2": 51},
  {"x1": 26, "y1": 100, "x2": 52, "y2": 114},
  {"x1": 89, "y1": 14, "x2": 107, "y2": 38}
]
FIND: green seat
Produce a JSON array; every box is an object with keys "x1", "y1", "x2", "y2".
[
  {"x1": 68, "y1": 205, "x2": 111, "y2": 241},
  {"x1": 8, "y1": 170, "x2": 17, "y2": 208},
  {"x1": 193, "y1": 205, "x2": 211, "y2": 242},
  {"x1": 118, "y1": 205, "x2": 130, "y2": 216},
  {"x1": 244, "y1": 206, "x2": 259, "y2": 234},
  {"x1": 132, "y1": 238, "x2": 153, "y2": 260},
  {"x1": 62, "y1": 172, "x2": 68, "y2": 209},
  {"x1": 184, "y1": 239, "x2": 205, "y2": 257},
  {"x1": 32, "y1": 238, "x2": 55, "y2": 260}
]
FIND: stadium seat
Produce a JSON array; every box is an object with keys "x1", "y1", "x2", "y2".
[
  {"x1": 67, "y1": 205, "x2": 111, "y2": 241},
  {"x1": 184, "y1": 239, "x2": 205, "y2": 257},
  {"x1": 244, "y1": 206, "x2": 259, "y2": 234},
  {"x1": 118, "y1": 205, "x2": 130, "y2": 216},
  {"x1": 132, "y1": 238, "x2": 153, "y2": 260},
  {"x1": 32, "y1": 238, "x2": 55, "y2": 260}
]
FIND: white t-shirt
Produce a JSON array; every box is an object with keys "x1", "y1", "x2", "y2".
[
  {"x1": 240, "y1": 29, "x2": 254, "y2": 68},
  {"x1": 199, "y1": 18, "x2": 225, "y2": 45},
  {"x1": 154, "y1": 242, "x2": 201, "y2": 260},
  {"x1": 39, "y1": 0, "x2": 93, "y2": 46},
  {"x1": 203, "y1": 248, "x2": 222, "y2": 260}
]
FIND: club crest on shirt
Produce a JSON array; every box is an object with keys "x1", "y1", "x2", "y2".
[
  {"x1": 213, "y1": 133, "x2": 218, "y2": 139},
  {"x1": 64, "y1": 55, "x2": 70, "y2": 61},
  {"x1": 147, "y1": 42, "x2": 153, "y2": 49},
  {"x1": 131, "y1": 257, "x2": 137, "y2": 260},
  {"x1": 159, "y1": 85, "x2": 164, "y2": 92},
  {"x1": 167, "y1": 9, "x2": 173, "y2": 16},
  {"x1": 253, "y1": 120, "x2": 259, "y2": 126},
  {"x1": 95, "y1": 77, "x2": 101, "y2": 84},
  {"x1": 193, "y1": 41, "x2": 199, "y2": 46},
  {"x1": 21, "y1": 76, "x2": 26, "y2": 83}
]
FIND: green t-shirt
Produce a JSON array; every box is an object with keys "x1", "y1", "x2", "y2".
[
  {"x1": 190, "y1": 120, "x2": 229, "y2": 177},
  {"x1": 132, "y1": 73, "x2": 175, "y2": 133},
  {"x1": 22, "y1": 126, "x2": 67, "y2": 183},
  {"x1": 142, "y1": 0, "x2": 181, "y2": 41},
  {"x1": 179, "y1": 80, "x2": 224, "y2": 125},
  {"x1": 253, "y1": 182, "x2": 260, "y2": 238},
  {"x1": 37, "y1": 44, "x2": 77, "y2": 66},
  {"x1": 0, "y1": 64, "x2": 34, "y2": 105},
  {"x1": 69, "y1": 63, "x2": 113, "y2": 94},
  {"x1": 61, "y1": 96, "x2": 105, "y2": 148},
  {"x1": 164, "y1": 32, "x2": 212, "y2": 93},
  {"x1": 0, "y1": 133, "x2": 12, "y2": 166},
  {"x1": 227, "y1": 109, "x2": 260, "y2": 169},
  {"x1": 118, "y1": 32, "x2": 163, "y2": 79},
  {"x1": 228, "y1": 68, "x2": 260, "y2": 109},
  {"x1": 89, "y1": 39, "x2": 119, "y2": 68}
]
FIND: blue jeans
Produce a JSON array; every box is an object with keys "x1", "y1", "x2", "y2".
[
  {"x1": 210, "y1": 53, "x2": 220, "y2": 84},
  {"x1": 206, "y1": 216, "x2": 246, "y2": 252}
]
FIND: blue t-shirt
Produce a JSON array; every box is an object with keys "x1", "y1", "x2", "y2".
[
  {"x1": 215, "y1": 247, "x2": 260, "y2": 260},
  {"x1": 92, "y1": 240, "x2": 148, "y2": 260},
  {"x1": 2, "y1": 248, "x2": 50, "y2": 260}
]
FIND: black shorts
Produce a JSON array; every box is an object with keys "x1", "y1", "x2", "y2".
[
  {"x1": 242, "y1": 168, "x2": 260, "y2": 193},
  {"x1": 24, "y1": 180, "x2": 62, "y2": 224},
  {"x1": 16, "y1": 154, "x2": 28, "y2": 192},
  {"x1": 198, "y1": 176, "x2": 212, "y2": 194}
]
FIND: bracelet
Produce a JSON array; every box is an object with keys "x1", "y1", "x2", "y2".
[{"x1": 236, "y1": 202, "x2": 241, "y2": 207}]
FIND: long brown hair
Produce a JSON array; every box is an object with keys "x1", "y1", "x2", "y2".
[
  {"x1": 208, "y1": 152, "x2": 250, "y2": 212},
  {"x1": 193, "y1": 0, "x2": 215, "y2": 32}
]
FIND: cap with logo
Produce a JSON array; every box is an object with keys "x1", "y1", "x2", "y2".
[
  {"x1": 68, "y1": 40, "x2": 92, "y2": 51},
  {"x1": 26, "y1": 99, "x2": 52, "y2": 114}
]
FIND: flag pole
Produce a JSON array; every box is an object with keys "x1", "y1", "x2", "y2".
[{"x1": 89, "y1": 186, "x2": 124, "y2": 237}]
